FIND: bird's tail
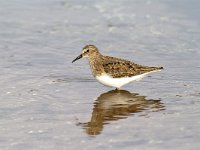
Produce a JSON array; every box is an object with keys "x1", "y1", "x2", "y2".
[{"x1": 151, "y1": 66, "x2": 164, "y2": 70}]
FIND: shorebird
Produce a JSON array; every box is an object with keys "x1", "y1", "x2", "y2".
[{"x1": 72, "y1": 45, "x2": 163, "y2": 89}]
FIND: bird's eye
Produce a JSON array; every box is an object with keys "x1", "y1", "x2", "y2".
[{"x1": 86, "y1": 50, "x2": 89, "y2": 52}]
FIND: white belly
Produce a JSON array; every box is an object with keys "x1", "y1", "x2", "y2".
[{"x1": 95, "y1": 73, "x2": 149, "y2": 88}]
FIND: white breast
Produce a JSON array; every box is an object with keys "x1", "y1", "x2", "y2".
[{"x1": 95, "y1": 73, "x2": 149, "y2": 88}]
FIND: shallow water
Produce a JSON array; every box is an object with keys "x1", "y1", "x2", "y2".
[{"x1": 0, "y1": 0, "x2": 200, "y2": 149}]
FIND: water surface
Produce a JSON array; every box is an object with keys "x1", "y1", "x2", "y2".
[{"x1": 0, "y1": 0, "x2": 200, "y2": 149}]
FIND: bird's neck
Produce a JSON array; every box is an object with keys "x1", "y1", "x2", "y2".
[{"x1": 88, "y1": 54, "x2": 104, "y2": 77}]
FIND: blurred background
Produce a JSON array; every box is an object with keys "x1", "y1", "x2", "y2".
[{"x1": 0, "y1": 0, "x2": 200, "y2": 149}]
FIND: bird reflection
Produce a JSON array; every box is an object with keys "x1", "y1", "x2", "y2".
[{"x1": 79, "y1": 90, "x2": 165, "y2": 135}]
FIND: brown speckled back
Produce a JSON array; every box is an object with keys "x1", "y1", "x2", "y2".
[{"x1": 87, "y1": 51, "x2": 162, "y2": 78}]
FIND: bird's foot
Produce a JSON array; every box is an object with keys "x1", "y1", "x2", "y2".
[{"x1": 115, "y1": 88, "x2": 120, "y2": 91}]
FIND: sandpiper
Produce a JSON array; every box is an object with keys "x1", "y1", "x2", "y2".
[{"x1": 72, "y1": 45, "x2": 163, "y2": 89}]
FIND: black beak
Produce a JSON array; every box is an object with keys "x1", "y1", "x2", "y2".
[{"x1": 72, "y1": 54, "x2": 82, "y2": 63}]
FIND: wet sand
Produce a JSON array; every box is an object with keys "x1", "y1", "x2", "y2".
[{"x1": 0, "y1": 0, "x2": 200, "y2": 149}]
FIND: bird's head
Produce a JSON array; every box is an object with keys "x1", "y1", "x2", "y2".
[{"x1": 72, "y1": 45, "x2": 99, "y2": 63}]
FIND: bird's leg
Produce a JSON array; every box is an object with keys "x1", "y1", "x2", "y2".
[{"x1": 115, "y1": 87, "x2": 120, "y2": 90}]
